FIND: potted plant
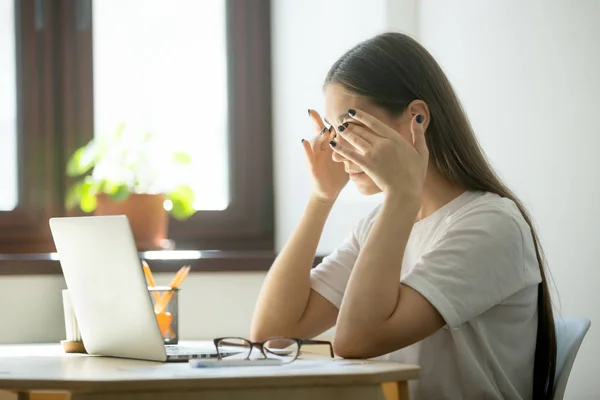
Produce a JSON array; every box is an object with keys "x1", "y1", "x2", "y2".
[{"x1": 65, "y1": 123, "x2": 197, "y2": 250}]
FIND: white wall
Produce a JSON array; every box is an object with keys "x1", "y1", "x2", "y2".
[
  {"x1": 272, "y1": 0, "x2": 395, "y2": 254},
  {"x1": 0, "y1": 272, "x2": 265, "y2": 344},
  {"x1": 417, "y1": 1, "x2": 600, "y2": 398}
]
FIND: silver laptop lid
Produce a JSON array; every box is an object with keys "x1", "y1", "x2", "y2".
[{"x1": 49, "y1": 215, "x2": 167, "y2": 362}]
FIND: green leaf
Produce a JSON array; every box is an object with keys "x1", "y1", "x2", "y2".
[
  {"x1": 172, "y1": 152, "x2": 192, "y2": 165},
  {"x1": 80, "y1": 193, "x2": 97, "y2": 213},
  {"x1": 66, "y1": 147, "x2": 91, "y2": 177},
  {"x1": 66, "y1": 137, "x2": 103, "y2": 177},
  {"x1": 97, "y1": 180, "x2": 115, "y2": 196},
  {"x1": 170, "y1": 184, "x2": 194, "y2": 203},
  {"x1": 110, "y1": 186, "x2": 131, "y2": 202},
  {"x1": 65, "y1": 180, "x2": 84, "y2": 209},
  {"x1": 66, "y1": 176, "x2": 100, "y2": 213},
  {"x1": 167, "y1": 185, "x2": 196, "y2": 220}
]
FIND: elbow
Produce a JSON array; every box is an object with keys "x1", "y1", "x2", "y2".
[
  {"x1": 249, "y1": 315, "x2": 268, "y2": 342},
  {"x1": 249, "y1": 329, "x2": 263, "y2": 343},
  {"x1": 249, "y1": 319, "x2": 271, "y2": 342},
  {"x1": 333, "y1": 327, "x2": 379, "y2": 359},
  {"x1": 250, "y1": 318, "x2": 294, "y2": 343},
  {"x1": 250, "y1": 328, "x2": 273, "y2": 343}
]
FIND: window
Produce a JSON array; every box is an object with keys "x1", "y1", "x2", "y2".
[
  {"x1": 93, "y1": 0, "x2": 230, "y2": 210},
  {"x1": 0, "y1": 0, "x2": 94, "y2": 254},
  {"x1": 0, "y1": 0, "x2": 17, "y2": 212},
  {"x1": 0, "y1": 0, "x2": 273, "y2": 257}
]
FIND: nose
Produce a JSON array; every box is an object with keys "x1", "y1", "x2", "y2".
[{"x1": 332, "y1": 150, "x2": 345, "y2": 163}]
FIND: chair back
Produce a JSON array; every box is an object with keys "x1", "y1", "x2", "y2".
[{"x1": 553, "y1": 316, "x2": 591, "y2": 399}]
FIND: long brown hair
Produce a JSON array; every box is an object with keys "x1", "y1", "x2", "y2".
[{"x1": 325, "y1": 32, "x2": 556, "y2": 399}]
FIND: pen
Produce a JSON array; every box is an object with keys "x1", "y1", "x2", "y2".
[{"x1": 189, "y1": 359, "x2": 283, "y2": 368}]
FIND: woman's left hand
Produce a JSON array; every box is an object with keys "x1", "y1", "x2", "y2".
[{"x1": 331, "y1": 109, "x2": 429, "y2": 200}]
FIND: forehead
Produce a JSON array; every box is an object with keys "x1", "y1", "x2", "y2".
[{"x1": 323, "y1": 84, "x2": 388, "y2": 126}]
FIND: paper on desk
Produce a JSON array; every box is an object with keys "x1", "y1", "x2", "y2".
[{"x1": 117, "y1": 359, "x2": 392, "y2": 378}]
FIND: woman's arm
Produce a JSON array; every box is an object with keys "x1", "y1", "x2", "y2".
[
  {"x1": 251, "y1": 109, "x2": 348, "y2": 341},
  {"x1": 251, "y1": 195, "x2": 339, "y2": 341},
  {"x1": 333, "y1": 194, "x2": 444, "y2": 357},
  {"x1": 330, "y1": 109, "x2": 444, "y2": 357}
]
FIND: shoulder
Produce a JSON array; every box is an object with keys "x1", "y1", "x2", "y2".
[
  {"x1": 448, "y1": 192, "x2": 530, "y2": 242},
  {"x1": 440, "y1": 192, "x2": 540, "y2": 284}
]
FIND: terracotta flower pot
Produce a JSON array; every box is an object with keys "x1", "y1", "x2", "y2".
[{"x1": 94, "y1": 193, "x2": 169, "y2": 251}]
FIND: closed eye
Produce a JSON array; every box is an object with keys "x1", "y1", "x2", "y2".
[{"x1": 325, "y1": 116, "x2": 365, "y2": 130}]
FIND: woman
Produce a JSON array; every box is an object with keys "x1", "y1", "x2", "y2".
[{"x1": 251, "y1": 32, "x2": 556, "y2": 400}]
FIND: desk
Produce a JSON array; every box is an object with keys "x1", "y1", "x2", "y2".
[{"x1": 0, "y1": 343, "x2": 419, "y2": 400}]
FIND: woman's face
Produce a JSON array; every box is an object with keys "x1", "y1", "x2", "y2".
[{"x1": 324, "y1": 83, "x2": 414, "y2": 195}]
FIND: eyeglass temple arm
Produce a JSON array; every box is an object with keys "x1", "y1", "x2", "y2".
[
  {"x1": 213, "y1": 339, "x2": 252, "y2": 348},
  {"x1": 300, "y1": 339, "x2": 335, "y2": 358}
]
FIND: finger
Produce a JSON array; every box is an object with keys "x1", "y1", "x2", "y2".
[
  {"x1": 338, "y1": 125, "x2": 372, "y2": 153},
  {"x1": 339, "y1": 123, "x2": 376, "y2": 145},
  {"x1": 320, "y1": 136, "x2": 334, "y2": 151},
  {"x1": 329, "y1": 140, "x2": 366, "y2": 167},
  {"x1": 308, "y1": 109, "x2": 327, "y2": 134},
  {"x1": 301, "y1": 138, "x2": 315, "y2": 164},
  {"x1": 411, "y1": 114, "x2": 428, "y2": 155},
  {"x1": 346, "y1": 108, "x2": 398, "y2": 141},
  {"x1": 308, "y1": 109, "x2": 332, "y2": 151},
  {"x1": 327, "y1": 125, "x2": 336, "y2": 143}
]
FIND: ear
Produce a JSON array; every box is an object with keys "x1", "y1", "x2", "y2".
[{"x1": 406, "y1": 100, "x2": 430, "y2": 131}]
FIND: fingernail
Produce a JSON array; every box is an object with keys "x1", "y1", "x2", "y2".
[
  {"x1": 307, "y1": 109, "x2": 311, "y2": 116},
  {"x1": 416, "y1": 114, "x2": 423, "y2": 124},
  {"x1": 343, "y1": 122, "x2": 349, "y2": 128},
  {"x1": 334, "y1": 134, "x2": 337, "y2": 139},
  {"x1": 301, "y1": 138, "x2": 305, "y2": 142},
  {"x1": 329, "y1": 141, "x2": 337, "y2": 147},
  {"x1": 348, "y1": 109, "x2": 356, "y2": 116},
  {"x1": 338, "y1": 125, "x2": 345, "y2": 132},
  {"x1": 319, "y1": 127, "x2": 327, "y2": 135},
  {"x1": 328, "y1": 126, "x2": 333, "y2": 132}
]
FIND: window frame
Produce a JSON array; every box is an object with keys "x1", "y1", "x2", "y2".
[
  {"x1": 0, "y1": 0, "x2": 91, "y2": 254},
  {"x1": 0, "y1": 0, "x2": 274, "y2": 259},
  {"x1": 168, "y1": 0, "x2": 274, "y2": 251}
]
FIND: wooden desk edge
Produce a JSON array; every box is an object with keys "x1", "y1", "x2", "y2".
[{"x1": 0, "y1": 366, "x2": 420, "y2": 394}]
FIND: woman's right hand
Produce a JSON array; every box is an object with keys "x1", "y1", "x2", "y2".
[{"x1": 302, "y1": 109, "x2": 349, "y2": 203}]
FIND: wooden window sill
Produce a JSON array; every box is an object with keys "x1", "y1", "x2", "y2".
[{"x1": 0, "y1": 251, "x2": 324, "y2": 275}]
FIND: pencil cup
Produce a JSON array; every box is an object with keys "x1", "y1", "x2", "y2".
[
  {"x1": 149, "y1": 287, "x2": 179, "y2": 345},
  {"x1": 61, "y1": 289, "x2": 86, "y2": 353}
]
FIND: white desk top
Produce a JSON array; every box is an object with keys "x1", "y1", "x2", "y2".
[{"x1": 0, "y1": 342, "x2": 420, "y2": 394}]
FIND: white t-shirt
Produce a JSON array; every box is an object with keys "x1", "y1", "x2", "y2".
[{"x1": 310, "y1": 191, "x2": 542, "y2": 400}]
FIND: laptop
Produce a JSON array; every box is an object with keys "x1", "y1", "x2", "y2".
[{"x1": 49, "y1": 215, "x2": 239, "y2": 362}]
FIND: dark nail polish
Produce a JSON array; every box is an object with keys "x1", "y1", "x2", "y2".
[
  {"x1": 328, "y1": 125, "x2": 333, "y2": 132},
  {"x1": 301, "y1": 138, "x2": 305, "y2": 142},
  {"x1": 329, "y1": 141, "x2": 337, "y2": 147},
  {"x1": 334, "y1": 134, "x2": 337, "y2": 139},
  {"x1": 319, "y1": 127, "x2": 327, "y2": 135},
  {"x1": 307, "y1": 109, "x2": 311, "y2": 116},
  {"x1": 338, "y1": 125, "x2": 345, "y2": 132},
  {"x1": 416, "y1": 114, "x2": 423, "y2": 124},
  {"x1": 348, "y1": 109, "x2": 356, "y2": 116},
  {"x1": 343, "y1": 122, "x2": 349, "y2": 128}
]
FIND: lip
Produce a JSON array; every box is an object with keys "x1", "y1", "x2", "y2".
[{"x1": 347, "y1": 171, "x2": 365, "y2": 178}]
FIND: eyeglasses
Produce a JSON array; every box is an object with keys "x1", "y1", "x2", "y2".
[{"x1": 213, "y1": 336, "x2": 334, "y2": 364}]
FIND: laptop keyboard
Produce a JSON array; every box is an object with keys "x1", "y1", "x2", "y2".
[{"x1": 166, "y1": 345, "x2": 213, "y2": 355}]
